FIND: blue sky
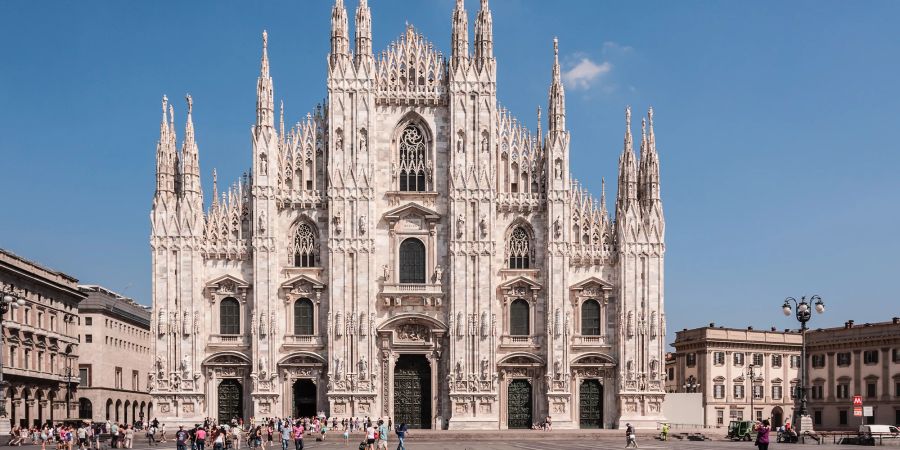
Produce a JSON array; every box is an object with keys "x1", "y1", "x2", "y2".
[{"x1": 2, "y1": 1, "x2": 898, "y2": 345}]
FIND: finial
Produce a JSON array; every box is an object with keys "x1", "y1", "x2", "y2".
[
  {"x1": 456, "y1": 0, "x2": 464, "y2": 8},
  {"x1": 212, "y1": 168, "x2": 218, "y2": 201},
  {"x1": 625, "y1": 105, "x2": 631, "y2": 127},
  {"x1": 186, "y1": 94, "x2": 193, "y2": 115},
  {"x1": 642, "y1": 117, "x2": 646, "y2": 136},
  {"x1": 553, "y1": 37, "x2": 559, "y2": 57},
  {"x1": 168, "y1": 104, "x2": 174, "y2": 126},
  {"x1": 162, "y1": 95, "x2": 168, "y2": 111},
  {"x1": 481, "y1": 0, "x2": 488, "y2": 7},
  {"x1": 262, "y1": 30, "x2": 268, "y2": 50}
]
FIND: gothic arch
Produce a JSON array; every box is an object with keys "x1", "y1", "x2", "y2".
[
  {"x1": 377, "y1": 313, "x2": 447, "y2": 333},
  {"x1": 497, "y1": 353, "x2": 545, "y2": 366},
  {"x1": 571, "y1": 353, "x2": 617, "y2": 366},
  {"x1": 505, "y1": 220, "x2": 535, "y2": 270},
  {"x1": 202, "y1": 351, "x2": 252, "y2": 367},
  {"x1": 392, "y1": 112, "x2": 434, "y2": 192},
  {"x1": 289, "y1": 217, "x2": 319, "y2": 267},
  {"x1": 277, "y1": 352, "x2": 328, "y2": 366}
]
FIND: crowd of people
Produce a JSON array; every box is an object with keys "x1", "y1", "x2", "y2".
[{"x1": 4, "y1": 415, "x2": 415, "y2": 450}]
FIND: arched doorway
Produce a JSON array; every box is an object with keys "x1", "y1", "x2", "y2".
[
  {"x1": 393, "y1": 354, "x2": 431, "y2": 429},
  {"x1": 292, "y1": 379, "x2": 317, "y2": 418},
  {"x1": 579, "y1": 379, "x2": 604, "y2": 428},
  {"x1": 78, "y1": 398, "x2": 93, "y2": 420},
  {"x1": 507, "y1": 379, "x2": 532, "y2": 429},
  {"x1": 772, "y1": 406, "x2": 784, "y2": 427},
  {"x1": 217, "y1": 379, "x2": 243, "y2": 424}
]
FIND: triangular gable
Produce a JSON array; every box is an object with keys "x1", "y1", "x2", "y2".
[
  {"x1": 498, "y1": 276, "x2": 542, "y2": 292},
  {"x1": 204, "y1": 274, "x2": 251, "y2": 301},
  {"x1": 571, "y1": 276, "x2": 614, "y2": 291},
  {"x1": 281, "y1": 274, "x2": 325, "y2": 291},
  {"x1": 383, "y1": 202, "x2": 440, "y2": 221}
]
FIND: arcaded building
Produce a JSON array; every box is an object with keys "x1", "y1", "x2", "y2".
[{"x1": 149, "y1": 0, "x2": 667, "y2": 429}]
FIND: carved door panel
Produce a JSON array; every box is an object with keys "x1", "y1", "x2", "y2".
[
  {"x1": 393, "y1": 355, "x2": 431, "y2": 429},
  {"x1": 579, "y1": 379, "x2": 604, "y2": 428},
  {"x1": 217, "y1": 379, "x2": 243, "y2": 424},
  {"x1": 507, "y1": 379, "x2": 532, "y2": 429}
]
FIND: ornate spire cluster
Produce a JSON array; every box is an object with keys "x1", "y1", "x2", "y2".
[
  {"x1": 548, "y1": 38, "x2": 566, "y2": 134},
  {"x1": 155, "y1": 95, "x2": 177, "y2": 196},
  {"x1": 330, "y1": 0, "x2": 350, "y2": 67},
  {"x1": 570, "y1": 178, "x2": 614, "y2": 263},
  {"x1": 203, "y1": 173, "x2": 250, "y2": 259},
  {"x1": 180, "y1": 94, "x2": 202, "y2": 201},
  {"x1": 617, "y1": 105, "x2": 662, "y2": 220},
  {"x1": 451, "y1": 0, "x2": 469, "y2": 66},
  {"x1": 496, "y1": 106, "x2": 544, "y2": 195},
  {"x1": 375, "y1": 26, "x2": 447, "y2": 102},
  {"x1": 474, "y1": 0, "x2": 493, "y2": 62},
  {"x1": 257, "y1": 31, "x2": 274, "y2": 129},
  {"x1": 354, "y1": 0, "x2": 373, "y2": 66},
  {"x1": 275, "y1": 110, "x2": 326, "y2": 200}
]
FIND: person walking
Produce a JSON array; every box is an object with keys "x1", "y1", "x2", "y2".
[
  {"x1": 755, "y1": 419, "x2": 771, "y2": 450},
  {"x1": 124, "y1": 426, "x2": 134, "y2": 449},
  {"x1": 625, "y1": 423, "x2": 638, "y2": 448},
  {"x1": 291, "y1": 421, "x2": 304, "y2": 450},
  {"x1": 176, "y1": 426, "x2": 189, "y2": 450},
  {"x1": 394, "y1": 423, "x2": 407, "y2": 450}
]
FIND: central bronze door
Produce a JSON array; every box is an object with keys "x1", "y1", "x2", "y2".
[
  {"x1": 292, "y1": 379, "x2": 317, "y2": 418},
  {"x1": 579, "y1": 379, "x2": 604, "y2": 428},
  {"x1": 217, "y1": 379, "x2": 243, "y2": 424},
  {"x1": 507, "y1": 379, "x2": 532, "y2": 429},
  {"x1": 393, "y1": 354, "x2": 431, "y2": 429}
]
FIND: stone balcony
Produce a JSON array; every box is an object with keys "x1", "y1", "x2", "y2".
[
  {"x1": 500, "y1": 335, "x2": 542, "y2": 349},
  {"x1": 572, "y1": 334, "x2": 613, "y2": 349},
  {"x1": 282, "y1": 334, "x2": 325, "y2": 350},
  {"x1": 207, "y1": 334, "x2": 251, "y2": 348},
  {"x1": 380, "y1": 283, "x2": 444, "y2": 307}
]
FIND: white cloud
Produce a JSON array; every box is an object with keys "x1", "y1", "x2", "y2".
[
  {"x1": 562, "y1": 58, "x2": 612, "y2": 90},
  {"x1": 602, "y1": 41, "x2": 634, "y2": 54}
]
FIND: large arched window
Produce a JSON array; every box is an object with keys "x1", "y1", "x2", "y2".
[
  {"x1": 508, "y1": 226, "x2": 531, "y2": 269},
  {"x1": 581, "y1": 299, "x2": 601, "y2": 336},
  {"x1": 294, "y1": 298, "x2": 314, "y2": 336},
  {"x1": 220, "y1": 297, "x2": 240, "y2": 335},
  {"x1": 510, "y1": 299, "x2": 530, "y2": 336},
  {"x1": 399, "y1": 238, "x2": 426, "y2": 283},
  {"x1": 78, "y1": 398, "x2": 92, "y2": 420},
  {"x1": 398, "y1": 124, "x2": 427, "y2": 192},
  {"x1": 292, "y1": 223, "x2": 316, "y2": 267}
]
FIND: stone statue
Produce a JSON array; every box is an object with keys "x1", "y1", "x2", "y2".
[
  {"x1": 258, "y1": 211, "x2": 267, "y2": 235},
  {"x1": 480, "y1": 311, "x2": 488, "y2": 338},
  {"x1": 180, "y1": 355, "x2": 190, "y2": 379},
  {"x1": 335, "y1": 357, "x2": 344, "y2": 380},
  {"x1": 433, "y1": 265, "x2": 443, "y2": 283},
  {"x1": 456, "y1": 214, "x2": 465, "y2": 238},
  {"x1": 479, "y1": 215, "x2": 487, "y2": 237},
  {"x1": 334, "y1": 211, "x2": 343, "y2": 235},
  {"x1": 554, "y1": 359, "x2": 561, "y2": 380},
  {"x1": 480, "y1": 357, "x2": 489, "y2": 380},
  {"x1": 359, "y1": 358, "x2": 368, "y2": 380},
  {"x1": 382, "y1": 264, "x2": 390, "y2": 281},
  {"x1": 358, "y1": 215, "x2": 367, "y2": 235},
  {"x1": 553, "y1": 216, "x2": 561, "y2": 238},
  {"x1": 359, "y1": 133, "x2": 367, "y2": 154},
  {"x1": 260, "y1": 154, "x2": 268, "y2": 175},
  {"x1": 455, "y1": 359, "x2": 463, "y2": 380}
]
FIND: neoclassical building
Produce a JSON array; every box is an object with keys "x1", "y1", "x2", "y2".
[{"x1": 149, "y1": 0, "x2": 666, "y2": 430}]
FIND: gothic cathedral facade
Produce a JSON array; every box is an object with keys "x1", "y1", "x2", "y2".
[{"x1": 149, "y1": 0, "x2": 666, "y2": 430}]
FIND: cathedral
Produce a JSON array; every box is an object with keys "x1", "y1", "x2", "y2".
[{"x1": 149, "y1": 0, "x2": 666, "y2": 430}]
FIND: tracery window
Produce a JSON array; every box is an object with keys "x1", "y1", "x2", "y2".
[
  {"x1": 220, "y1": 297, "x2": 240, "y2": 335},
  {"x1": 581, "y1": 299, "x2": 601, "y2": 336},
  {"x1": 292, "y1": 223, "x2": 316, "y2": 267},
  {"x1": 510, "y1": 299, "x2": 530, "y2": 336},
  {"x1": 399, "y1": 238, "x2": 426, "y2": 283},
  {"x1": 398, "y1": 124, "x2": 427, "y2": 192},
  {"x1": 507, "y1": 226, "x2": 531, "y2": 269},
  {"x1": 294, "y1": 298, "x2": 314, "y2": 335}
]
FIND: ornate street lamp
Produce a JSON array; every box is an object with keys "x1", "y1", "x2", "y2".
[
  {"x1": 744, "y1": 364, "x2": 758, "y2": 421},
  {"x1": 0, "y1": 290, "x2": 26, "y2": 429},
  {"x1": 683, "y1": 375, "x2": 700, "y2": 393},
  {"x1": 782, "y1": 295, "x2": 825, "y2": 429}
]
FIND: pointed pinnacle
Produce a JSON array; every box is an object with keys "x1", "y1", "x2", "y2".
[{"x1": 186, "y1": 93, "x2": 193, "y2": 115}]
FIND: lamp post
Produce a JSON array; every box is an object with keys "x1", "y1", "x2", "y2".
[
  {"x1": 782, "y1": 295, "x2": 825, "y2": 430},
  {"x1": 64, "y1": 344, "x2": 74, "y2": 421},
  {"x1": 0, "y1": 290, "x2": 26, "y2": 434},
  {"x1": 745, "y1": 364, "x2": 757, "y2": 421},
  {"x1": 683, "y1": 375, "x2": 700, "y2": 393}
]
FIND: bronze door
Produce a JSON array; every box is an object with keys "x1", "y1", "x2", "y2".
[
  {"x1": 393, "y1": 355, "x2": 431, "y2": 429},
  {"x1": 292, "y1": 379, "x2": 317, "y2": 418},
  {"x1": 579, "y1": 379, "x2": 604, "y2": 428},
  {"x1": 217, "y1": 379, "x2": 243, "y2": 424},
  {"x1": 507, "y1": 379, "x2": 532, "y2": 429}
]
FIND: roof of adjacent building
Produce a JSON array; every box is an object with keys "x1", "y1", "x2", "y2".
[
  {"x1": 78, "y1": 285, "x2": 151, "y2": 328},
  {"x1": 0, "y1": 247, "x2": 85, "y2": 300},
  {"x1": 672, "y1": 323, "x2": 803, "y2": 350},
  {"x1": 805, "y1": 318, "x2": 900, "y2": 346}
]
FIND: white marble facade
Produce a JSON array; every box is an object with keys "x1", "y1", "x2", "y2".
[{"x1": 149, "y1": 0, "x2": 666, "y2": 430}]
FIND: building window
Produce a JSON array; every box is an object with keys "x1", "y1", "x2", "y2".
[
  {"x1": 24, "y1": 349, "x2": 31, "y2": 370},
  {"x1": 733, "y1": 353, "x2": 745, "y2": 366},
  {"x1": 132, "y1": 370, "x2": 139, "y2": 390},
  {"x1": 864, "y1": 350, "x2": 879, "y2": 365},
  {"x1": 772, "y1": 385, "x2": 783, "y2": 400},
  {"x1": 730, "y1": 409, "x2": 744, "y2": 421},
  {"x1": 790, "y1": 382, "x2": 798, "y2": 399},
  {"x1": 756, "y1": 410, "x2": 763, "y2": 421},
  {"x1": 293, "y1": 298, "x2": 314, "y2": 335},
  {"x1": 219, "y1": 297, "x2": 241, "y2": 335},
  {"x1": 398, "y1": 238, "x2": 426, "y2": 283},
  {"x1": 752, "y1": 385, "x2": 764, "y2": 400},
  {"x1": 713, "y1": 352, "x2": 725, "y2": 366},
  {"x1": 85, "y1": 317, "x2": 92, "y2": 326},
  {"x1": 753, "y1": 353, "x2": 764, "y2": 367},
  {"x1": 867, "y1": 382, "x2": 877, "y2": 398},
  {"x1": 79, "y1": 366, "x2": 91, "y2": 387},
  {"x1": 790, "y1": 355, "x2": 801, "y2": 368},
  {"x1": 771, "y1": 354, "x2": 782, "y2": 368},
  {"x1": 811, "y1": 354, "x2": 826, "y2": 368},
  {"x1": 814, "y1": 411, "x2": 822, "y2": 426},
  {"x1": 580, "y1": 299, "x2": 600, "y2": 336},
  {"x1": 507, "y1": 227, "x2": 531, "y2": 269},
  {"x1": 78, "y1": 398, "x2": 93, "y2": 420},
  {"x1": 85, "y1": 334, "x2": 93, "y2": 344},
  {"x1": 397, "y1": 123, "x2": 427, "y2": 192},
  {"x1": 837, "y1": 383, "x2": 850, "y2": 399},
  {"x1": 714, "y1": 384, "x2": 725, "y2": 399},
  {"x1": 811, "y1": 384, "x2": 824, "y2": 400},
  {"x1": 734, "y1": 385, "x2": 745, "y2": 399},
  {"x1": 510, "y1": 299, "x2": 530, "y2": 336},
  {"x1": 667, "y1": 367, "x2": 674, "y2": 381},
  {"x1": 895, "y1": 381, "x2": 900, "y2": 397},
  {"x1": 115, "y1": 367, "x2": 123, "y2": 389},
  {"x1": 292, "y1": 223, "x2": 317, "y2": 267},
  {"x1": 839, "y1": 410, "x2": 848, "y2": 426},
  {"x1": 837, "y1": 352, "x2": 851, "y2": 367},
  {"x1": 717, "y1": 410, "x2": 724, "y2": 426},
  {"x1": 686, "y1": 353, "x2": 697, "y2": 367}
]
